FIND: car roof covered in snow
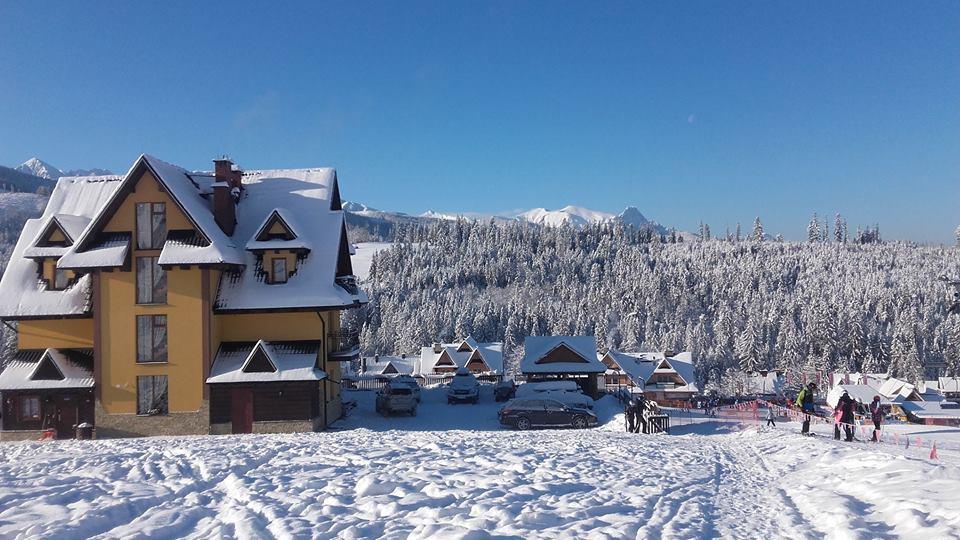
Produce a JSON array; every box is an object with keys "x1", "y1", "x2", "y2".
[
  {"x1": 0, "y1": 175, "x2": 123, "y2": 318},
  {"x1": 521, "y1": 336, "x2": 604, "y2": 374}
]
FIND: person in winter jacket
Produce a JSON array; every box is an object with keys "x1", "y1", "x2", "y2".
[
  {"x1": 766, "y1": 407, "x2": 776, "y2": 427},
  {"x1": 837, "y1": 391, "x2": 856, "y2": 442},
  {"x1": 634, "y1": 394, "x2": 648, "y2": 433},
  {"x1": 625, "y1": 400, "x2": 638, "y2": 433},
  {"x1": 796, "y1": 382, "x2": 817, "y2": 434},
  {"x1": 869, "y1": 395, "x2": 883, "y2": 442}
]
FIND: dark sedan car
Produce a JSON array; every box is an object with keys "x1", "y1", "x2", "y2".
[{"x1": 498, "y1": 398, "x2": 598, "y2": 430}]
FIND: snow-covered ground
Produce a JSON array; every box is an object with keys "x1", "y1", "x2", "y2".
[
  {"x1": 351, "y1": 241, "x2": 394, "y2": 282},
  {"x1": 0, "y1": 388, "x2": 958, "y2": 539}
]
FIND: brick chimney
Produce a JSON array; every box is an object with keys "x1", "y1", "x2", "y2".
[{"x1": 212, "y1": 157, "x2": 240, "y2": 235}]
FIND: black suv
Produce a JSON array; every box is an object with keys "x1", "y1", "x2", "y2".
[{"x1": 498, "y1": 398, "x2": 598, "y2": 430}]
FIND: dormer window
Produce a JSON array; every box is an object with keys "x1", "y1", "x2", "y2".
[
  {"x1": 136, "y1": 202, "x2": 166, "y2": 249},
  {"x1": 53, "y1": 267, "x2": 70, "y2": 290}
]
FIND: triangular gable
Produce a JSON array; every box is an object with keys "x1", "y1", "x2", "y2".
[
  {"x1": 241, "y1": 341, "x2": 278, "y2": 373},
  {"x1": 435, "y1": 350, "x2": 456, "y2": 367},
  {"x1": 381, "y1": 362, "x2": 398, "y2": 375},
  {"x1": 656, "y1": 359, "x2": 673, "y2": 372},
  {"x1": 466, "y1": 350, "x2": 491, "y2": 371},
  {"x1": 31, "y1": 350, "x2": 66, "y2": 381},
  {"x1": 537, "y1": 342, "x2": 590, "y2": 364},
  {"x1": 34, "y1": 217, "x2": 74, "y2": 248},
  {"x1": 254, "y1": 210, "x2": 298, "y2": 242},
  {"x1": 457, "y1": 341, "x2": 473, "y2": 352},
  {"x1": 73, "y1": 155, "x2": 211, "y2": 252}
]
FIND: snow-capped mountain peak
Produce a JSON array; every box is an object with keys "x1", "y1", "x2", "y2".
[
  {"x1": 16, "y1": 157, "x2": 63, "y2": 180},
  {"x1": 514, "y1": 206, "x2": 615, "y2": 227},
  {"x1": 617, "y1": 206, "x2": 650, "y2": 228},
  {"x1": 14, "y1": 157, "x2": 113, "y2": 180}
]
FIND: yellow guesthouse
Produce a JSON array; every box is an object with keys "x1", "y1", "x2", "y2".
[{"x1": 0, "y1": 155, "x2": 365, "y2": 440}]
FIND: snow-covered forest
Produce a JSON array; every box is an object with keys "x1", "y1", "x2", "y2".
[{"x1": 351, "y1": 219, "x2": 960, "y2": 387}]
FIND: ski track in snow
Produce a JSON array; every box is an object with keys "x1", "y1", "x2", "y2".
[{"x1": 0, "y1": 392, "x2": 958, "y2": 539}]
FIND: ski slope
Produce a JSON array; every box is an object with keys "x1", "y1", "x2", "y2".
[{"x1": 0, "y1": 388, "x2": 957, "y2": 539}]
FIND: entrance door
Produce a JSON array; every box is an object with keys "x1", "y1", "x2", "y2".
[
  {"x1": 231, "y1": 389, "x2": 254, "y2": 434},
  {"x1": 55, "y1": 396, "x2": 78, "y2": 439}
]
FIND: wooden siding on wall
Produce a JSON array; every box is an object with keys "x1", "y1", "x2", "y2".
[{"x1": 209, "y1": 382, "x2": 319, "y2": 424}]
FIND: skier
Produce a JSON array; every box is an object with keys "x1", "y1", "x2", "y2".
[
  {"x1": 796, "y1": 382, "x2": 817, "y2": 435},
  {"x1": 766, "y1": 407, "x2": 776, "y2": 427},
  {"x1": 625, "y1": 399, "x2": 637, "y2": 433},
  {"x1": 837, "y1": 390, "x2": 856, "y2": 442},
  {"x1": 869, "y1": 395, "x2": 883, "y2": 442}
]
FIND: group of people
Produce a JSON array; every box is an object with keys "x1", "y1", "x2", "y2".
[{"x1": 794, "y1": 381, "x2": 885, "y2": 442}]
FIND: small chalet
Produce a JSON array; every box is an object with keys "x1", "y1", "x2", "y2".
[
  {"x1": 416, "y1": 337, "x2": 504, "y2": 377},
  {"x1": 521, "y1": 336, "x2": 604, "y2": 398},
  {"x1": 601, "y1": 350, "x2": 698, "y2": 405},
  {"x1": 940, "y1": 377, "x2": 960, "y2": 400},
  {"x1": 359, "y1": 355, "x2": 417, "y2": 376},
  {"x1": 0, "y1": 349, "x2": 95, "y2": 439}
]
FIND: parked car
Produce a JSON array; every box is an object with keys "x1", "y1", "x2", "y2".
[
  {"x1": 376, "y1": 384, "x2": 417, "y2": 416},
  {"x1": 515, "y1": 381, "x2": 594, "y2": 410},
  {"x1": 390, "y1": 375, "x2": 421, "y2": 402},
  {"x1": 447, "y1": 368, "x2": 480, "y2": 404},
  {"x1": 498, "y1": 398, "x2": 598, "y2": 430},
  {"x1": 494, "y1": 379, "x2": 517, "y2": 402}
]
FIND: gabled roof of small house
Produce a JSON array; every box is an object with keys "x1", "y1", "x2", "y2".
[
  {"x1": 827, "y1": 384, "x2": 887, "y2": 408},
  {"x1": 521, "y1": 336, "x2": 604, "y2": 374},
  {"x1": 878, "y1": 377, "x2": 922, "y2": 401},
  {"x1": 22, "y1": 214, "x2": 92, "y2": 259},
  {"x1": 416, "y1": 339, "x2": 504, "y2": 375},
  {"x1": 207, "y1": 340, "x2": 325, "y2": 383},
  {"x1": 0, "y1": 175, "x2": 123, "y2": 318},
  {"x1": 900, "y1": 400, "x2": 960, "y2": 419},
  {"x1": 0, "y1": 348, "x2": 94, "y2": 390},
  {"x1": 361, "y1": 355, "x2": 417, "y2": 376},
  {"x1": 603, "y1": 350, "x2": 699, "y2": 392}
]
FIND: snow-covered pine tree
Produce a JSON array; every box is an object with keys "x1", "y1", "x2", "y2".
[
  {"x1": 808, "y1": 213, "x2": 820, "y2": 243},
  {"x1": 752, "y1": 217, "x2": 764, "y2": 242}
]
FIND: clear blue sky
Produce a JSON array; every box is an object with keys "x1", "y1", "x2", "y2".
[{"x1": 1, "y1": 2, "x2": 958, "y2": 242}]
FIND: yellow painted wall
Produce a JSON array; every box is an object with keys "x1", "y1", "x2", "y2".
[
  {"x1": 99, "y1": 170, "x2": 205, "y2": 414},
  {"x1": 103, "y1": 170, "x2": 194, "y2": 235},
  {"x1": 217, "y1": 311, "x2": 324, "y2": 342},
  {"x1": 18, "y1": 319, "x2": 94, "y2": 349},
  {"x1": 267, "y1": 221, "x2": 288, "y2": 235},
  {"x1": 262, "y1": 251, "x2": 298, "y2": 283},
  {"x1": 47, "y1": 228, "x2": 67, "y2": 243},
  {"x1": 41, "y1": 258, "x2": 75, "y2": 286}
]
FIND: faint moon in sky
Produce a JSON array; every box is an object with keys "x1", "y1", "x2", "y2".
[{"x1": 687, "y1": 114, "x2": 696, "y2": 124}]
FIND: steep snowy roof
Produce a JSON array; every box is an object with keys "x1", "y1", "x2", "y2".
[
  {"x1": 900, "y1": 400, "x2": 960, "y2": 419},
  {"x1": 827, "y1": 384, "x2": 886, "y2": 408},
  {"x1": 0, "y1": 349, "x2": 94, "y2": 390},
  {"x1": 214, "y1": 168, "x2": 367, "y2": 311},
  {"x1": 878, "y1": 377, "x2": 921, "y2": 401},
  {"x1": 206, "y1": 340, "x2": 326, "y2": 383},
  {"x1": 521, "y1": 336, "x2": 604, "y2": 374},
  {"x1": 0, "y1": 175, "x2": 123, "y2": 318}
]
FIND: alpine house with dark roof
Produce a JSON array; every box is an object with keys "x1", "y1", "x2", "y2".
[{"x1": 0, "y1": 155, "x2": 365, "y2": 440}]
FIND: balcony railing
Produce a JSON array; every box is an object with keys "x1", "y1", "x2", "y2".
[{"x1": 328, "y1": 329, "x2": 360, "y2": 359}]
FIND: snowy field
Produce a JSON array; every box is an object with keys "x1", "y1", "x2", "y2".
[
  {"x1": 1, "y1": 388, "x2": 959, "y2": 539},
  {"x1": 350, "y1": 242, "x2": 394, "y2": 282}
]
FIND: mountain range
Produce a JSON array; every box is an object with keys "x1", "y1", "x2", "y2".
[{"x1": 15, "y1": 157, "x2": 113, "y2": 180}]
